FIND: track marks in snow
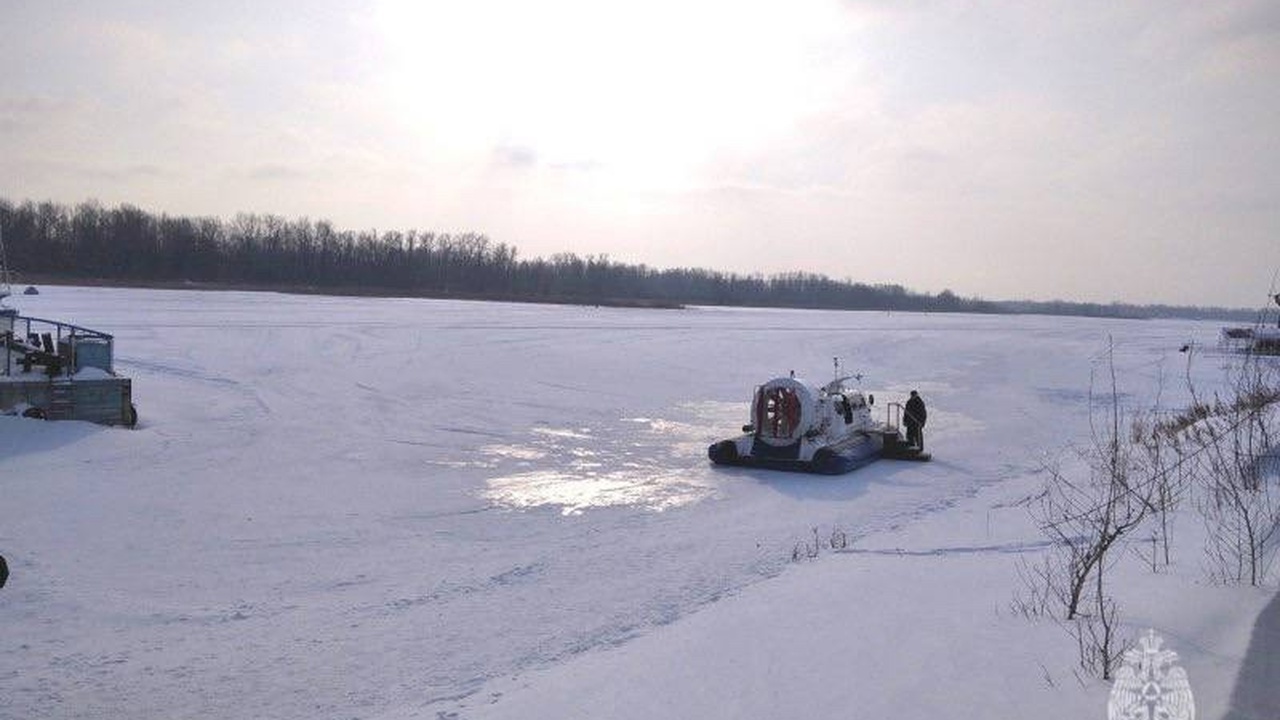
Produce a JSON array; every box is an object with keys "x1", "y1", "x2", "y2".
[
  {"x1": 836, "y1": 538, "x2": 1056, "y2": 557},
  {"x1": 361, "y1": 562, "x2": 550, "y2": 617},
  {"x1": 118, "y1": 354, "x2": 276, "y2": 425},
  {"x1": 438, "y1": 426, "x2": 508, "y2": 439},
  {"x1": 116, "y1": 357, "x2": 240, "y2": 387},
  {"x1": 139, "y1": 601, "x2": 278, "y2": 628}
]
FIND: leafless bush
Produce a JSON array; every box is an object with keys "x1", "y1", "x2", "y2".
[
  {"x1": 790, "y1": 525, "x2": 851, "y2": 562},
  {"x1": 1022, "y1": 339, "x2": 1153, "y2": 679},
  {"x1": 1069, "y1": 593, "x2": 1127, "y2": 681},
  {"x1": 1131, "y1": 408, "x2": 1193, "y2": 570},
  {"x1": 1184, "y1": 355, "x2": 1280, "y2": 586},
  {"x1": 1011, "y1": 554, "x2": 1059, "y2": 620},
  {"x1": 1018, "y1": 325, "x2": 1280, "y2": 677},
  {"x1": 1034, "y1": 345, "x2": 1153, "y2": 615}
]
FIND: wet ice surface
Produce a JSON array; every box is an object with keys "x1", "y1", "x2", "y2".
[
  {"x1": 0, "y1": 287, "x2": 1232, "y2": 719},
  {"x1": 482, "y1": 408, "x2": 731, "y2": 514}
]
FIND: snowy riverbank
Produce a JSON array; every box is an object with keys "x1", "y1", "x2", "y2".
[{"x1": 1, "y1": 286, "x2": 1273, "y2": 719}]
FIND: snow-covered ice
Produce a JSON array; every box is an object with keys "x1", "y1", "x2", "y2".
[{"x1": 0, "y1": 286, "x2": 1272, "y2": 719}]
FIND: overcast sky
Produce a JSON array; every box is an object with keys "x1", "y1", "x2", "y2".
[{"x1": 2, "y1": 0, "x2": 1277, "y2": 307}]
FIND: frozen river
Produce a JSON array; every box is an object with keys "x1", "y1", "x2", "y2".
[{"x1": 0, "y1": 287, "x2": 1228, "y2": 719}]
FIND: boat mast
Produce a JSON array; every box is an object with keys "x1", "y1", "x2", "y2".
[
  {"x1": 0, "y1": 224, "x2": 11, "y2": 303},
  {"x1": 1, "y1": 224, "x2": 13, "y2": 379}
]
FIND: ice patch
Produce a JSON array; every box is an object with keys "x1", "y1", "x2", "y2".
[
  {"x1": 479, "y1": 444, "x2": 548, "y2": 462},
  {"x1": 484, "y1": 469, "x2": 711, "y2": 515},
  {"x1": 426, "y1": 458, "x2": 495, "y2": 469},
  {"x1": 480, "y1": 409, "x2": 724, "y2": 514},
  {"x1": 531, "y1": 427, "x2": 593, "y2": 440}
]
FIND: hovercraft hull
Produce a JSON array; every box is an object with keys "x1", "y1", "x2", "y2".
[
  {"x1": 708, "y1": 432, "x2": 886, "y2": 475},
  {"x1": 708, "y1": 429, "x2": 929, "y2": 474}
]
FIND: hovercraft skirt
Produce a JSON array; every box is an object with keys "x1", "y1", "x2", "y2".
[{"x1": 707, "y1": 435, "x2": 884, "y2": 475}]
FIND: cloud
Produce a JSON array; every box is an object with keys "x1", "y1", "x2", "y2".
[
  {"x1": 0, "y1": 95, "x2": 73, "y2": 134},
  {"x1": 1089, "y1": 0, "x2": 1275, "y2": 94},
  {"x1": 548, "y1": 159, "x2": 604, "y2": 173},
  {"x1": 100, "y1": 164, "x2": 168, "y2": 180},
  {"x1": 246, "y1": 164, "x2": 308, "y2": 181},
  {"x1": 492, "y1": 144, "x2": 537, "y2": 169}
]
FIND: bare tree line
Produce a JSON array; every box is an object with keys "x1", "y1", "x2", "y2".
[
  {"x1": 1, "y1": 198, "x2": 995, "y2": 312},
  {"x1": 4, "y1": 198, "x2": 1263, "y2": 318}
]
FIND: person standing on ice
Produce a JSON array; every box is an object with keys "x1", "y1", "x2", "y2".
[{"x1": 904, "y1": 390, "x2": 927, "y2": 450}]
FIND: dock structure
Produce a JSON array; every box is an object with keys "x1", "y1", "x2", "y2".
[{"x1": 1, "y1": 309, "x2": 137, "y2": 426}]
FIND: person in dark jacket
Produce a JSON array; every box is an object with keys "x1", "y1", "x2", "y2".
[{"x1": 904, "y1": 390, "x2": 927, "y2": 450}]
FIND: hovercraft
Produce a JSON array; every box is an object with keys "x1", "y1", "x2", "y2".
[{"x1": 707, "y1": 371, "x2": 929, "y2": 475}]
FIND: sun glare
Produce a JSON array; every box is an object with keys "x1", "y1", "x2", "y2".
[{"x1": 374, "y1": 0, "x2": 846, "y2": 188}]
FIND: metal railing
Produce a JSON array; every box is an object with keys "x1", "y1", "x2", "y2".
[
  {"x1": 885, "y1": 401, "x2": 903, "y2": 430},
  {"x1": 2, "y1": 313, "x2": 115, "y2": 377}
]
